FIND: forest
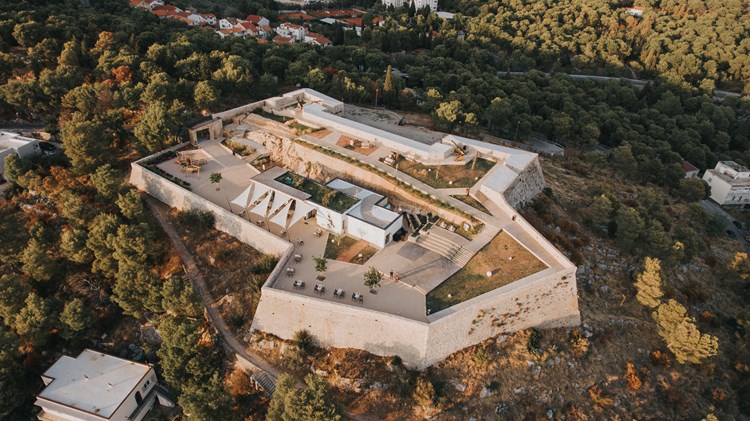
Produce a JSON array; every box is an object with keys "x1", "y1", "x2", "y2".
[{"x1": 0, "y1": 0, "x2": 748, "y2": 419}]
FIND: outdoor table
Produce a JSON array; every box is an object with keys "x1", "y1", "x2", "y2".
[
  {"x1": 294, "y1": 253, "x2": 303, "y2": 262},
  {"x1": 286, "y1": 267, "x2": 295, "y2": 277},
  {"x1": 293, "y1": 280, "x2": 305, "y2": 289}
]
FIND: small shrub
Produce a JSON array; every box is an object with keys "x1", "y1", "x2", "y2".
[
  {"x1": 472, "y1": 347, "x2": 491, "y2": 367},
  {"x1": 588, "y1": 384, "x2": 614, "y2": 407},
  {"x1": 176, "y1": 209, "x2": 215, "y2": 233},
  {"x1": 292, "y1": 329, "x2": 314, "y2": 352},
  {"x1": 527, "y1": 328, "x2": 542, "y2": 352},
  {"x1": 650, "y1": 350, "x2": 672, "y2": 367},
  {"x1": 625, "y1": 362, "x2": 641, "y2": 390},
  {"x1": 251, "y1": 254, "x2": 278, "y2": 274},
  {"x1": 570, "y1": 328, "x2": 590, "y2": 355}
]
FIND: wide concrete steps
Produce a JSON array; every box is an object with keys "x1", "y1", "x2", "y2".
[
  {"x1": 251, "y1": 371, "x2": 276, "y2": 396},
  {"x1": 452, "y1": 247, "x2": 474, "y2": 266},
  {"x1": 419, "y1": 232, "x2": 461, "y2": 261}
]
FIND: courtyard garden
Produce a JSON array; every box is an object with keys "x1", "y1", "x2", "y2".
[
  {"x1": 426, "y1": 232, "x2": 547, "y2": 313},
  {"x1": 324, "y1": 235, "x2": 378, "y2": 265},
  {"x1": 276, "y1": 172, "x2": 359, "y2": 212}
]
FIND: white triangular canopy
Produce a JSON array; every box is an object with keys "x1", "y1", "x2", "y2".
[
  {"x1": 270, "y1": 200, "x2": 293, "y2": 227},
  {"x1": 230, "y1": 185, "x2": 253, "y2": 210},
  {"x1": 288, "y1": 200, "x2": 315, "y2": 227},
  {"x1": 247, "y1": 182, "x2": 271, "y2": 208},
  {"x1": 249, "y1": 191, "x2": 273, "y2": 217}
]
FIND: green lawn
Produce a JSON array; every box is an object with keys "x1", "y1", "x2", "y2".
[
  {"x1": 394, "y1": 157, "x2": 496, "y2": 189},
  {"x1": 426, "y1": 232, "x2": 547, "y2": 313}
]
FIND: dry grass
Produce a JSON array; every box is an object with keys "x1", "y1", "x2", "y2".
[
  {"x1": 394, "y1": 156, "x2": 495, "y2": 189},
  {"x1": 451, "y1": 194, "x2": 491, "y2": 215},
  {"x1": 427, "y1": 232, "x2": 548, "y2": 312},
  {"x1": 309, "y1": 129, "x2": 332, "y2": 139},
  {"x1": 336, "y1": 135, "x2": 379, "y2": 156},
  {"x1": 324, "y1": 235, "x2": 377, "y2": 265},
  {"x1": 169, "y1": 210, "x2": 276, "y2": 334}
]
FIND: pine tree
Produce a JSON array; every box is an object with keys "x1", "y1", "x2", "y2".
[
  {"x1": 59, "y1": 298, "x2": 93, "y2": 340},
  {"x1": 653, "y1": 299, "x2": 719, "y2": 364},
  {"x1": 591, "y1": 194, "x2": 613, "y2": 225},
  {"x1": 384, "y1": 65, "x2": 394, "y2": 94},
  {"x1": 635, "y1": 257, "x2": 663, "y2": 308},
  {"x1": 266, "y1": 374, "x2": 296, "y2": 421}
]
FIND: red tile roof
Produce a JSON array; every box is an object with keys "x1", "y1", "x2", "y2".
[
  {"x1": 245, "y1": 15, "x2": 266, "y2": 23},
  {"x1": 273, "y1": 35, "x2": 294, "y2": 44},
  {"x1": 278, "y1": 12, "x2": 315, "y2": 22},
  {"x1": 306, "y1": 32, "x2": 332, "y2": 45},
  {"x1": 309, "y1": 9, "x2": 364, "y2": 18},
  {"x1": 683, "y1": 161, "x2": 699, "y2": 172}
]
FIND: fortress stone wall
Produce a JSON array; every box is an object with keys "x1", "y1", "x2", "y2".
[
  {"x1": 504, "y1": 159, "x2": 546, "y2": 208},
  {"x1": 130, "y1": 150, "x2": 290, "y2": 256}
]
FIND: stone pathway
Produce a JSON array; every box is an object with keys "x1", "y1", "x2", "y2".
[{"x1": 144, "y1": 196, "x2": 283, "y2": 391}]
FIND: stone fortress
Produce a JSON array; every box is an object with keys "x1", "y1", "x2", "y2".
[{"x1": 130, "y1": 88, "x2": 580, "y2": 369}]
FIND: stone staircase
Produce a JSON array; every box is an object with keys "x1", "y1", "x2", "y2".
[
  {"x1": 251, "y1": 371, "x2": 277, "y2": 396},
  {"x1": 418, "y1": 231, "x2": 462, "y2": 261}
]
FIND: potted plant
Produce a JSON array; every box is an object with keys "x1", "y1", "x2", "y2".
[
  {"x1": 363, "y1": 266, "x2": 382, "y2": 293},
  {"x1": 313, "y1": 256, "x2": 327, "y2": 281},
  {"x1": 209, "y1": 172, "x2": 222, "y2": 191}
]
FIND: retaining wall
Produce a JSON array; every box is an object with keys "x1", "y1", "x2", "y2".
[
  {"x1": 265, "y1": 139, "x2": 473, "y2": 228},
  {"x1": 130, "y1": 155, "x2": 290, "y2": 256}
]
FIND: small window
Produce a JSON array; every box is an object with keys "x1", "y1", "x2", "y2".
[{"x1": 142, "y1": 380, "x2": 151, "y2": 391}]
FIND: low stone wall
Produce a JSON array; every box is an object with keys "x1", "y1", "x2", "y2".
[
  {"x1": 212, "y1": 100, "x2": 265, "y2": 122},
  {"x1": 130, "y1": 157, "x2": 290, "y2": 256}
]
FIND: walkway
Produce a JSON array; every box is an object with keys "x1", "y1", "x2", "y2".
[{"x1": 144, "y1": 196, "x2": 283, "y2": 388}]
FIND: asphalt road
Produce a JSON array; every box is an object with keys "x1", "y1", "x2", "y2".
[{"x1": 699, "y1": 199, "x2": 750, "y2": 250}]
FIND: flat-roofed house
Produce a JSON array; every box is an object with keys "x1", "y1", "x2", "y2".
[
  {"x1": 0, "y1": 131, "x2": 40, "y2": 181},
  {"x1": 703, "y1": 161, "x2": 750, "y2": 206},
  {"x1": 35, "y1": 349, "x2": 174, "y2": 421}
]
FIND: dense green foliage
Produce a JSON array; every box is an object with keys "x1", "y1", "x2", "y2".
[{"x1": 0, "y1": 0, "x2": 747, "y2": 417}]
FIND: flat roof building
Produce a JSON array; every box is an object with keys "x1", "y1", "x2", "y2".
[
  {"x1": 0, "y1": 131, "x2": 40, "y2": 181},
  {"x1": 35, "y1": 349, "x2": 172, "y2": 421},
  {"x1": 703, "y1": 161, "x2": 750, "y2": 206}
]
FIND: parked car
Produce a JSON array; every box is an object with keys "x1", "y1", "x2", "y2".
[
  {"x1": 733, "y1": 220, "x2": 744, "y2": 230},
  {"x1": 727, "y1": 229, "x2": 737, "y2": 238}
]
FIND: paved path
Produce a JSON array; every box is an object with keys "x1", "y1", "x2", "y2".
[{"x1": 144, "y1": 196, "x2": 283, "y2": 381}]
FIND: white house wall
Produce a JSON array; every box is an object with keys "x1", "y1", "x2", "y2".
[{"x1": 345, "y1": 214, "x2": 387, "y2": 248}]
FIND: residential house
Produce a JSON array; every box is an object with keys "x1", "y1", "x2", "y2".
[
  {"x1": 150, "y1": 4, "x2": 181, "y2": 18},
  {"x1": 128, "y1": 0, "x2": 163, "y2": 10},
  {"x1": 258, "y1": 24, "x2": 272, "y2": 38},
  {"x1": 201, "y1": 13, "x2": 217, "y2": 25},
  {"x1": 272, "y1": 35, "x2": 295, "y2": 44},
  {"x1": 703, "y1": 161, "x2": 750, "y2": 206},
  {"x1": 216, "y1": 27, "x2": 245, "y2": 38},
  {"x1": 683, "y1": 161, "x2": 700, "y2": 179},
  {"x1": 276, "y1": 22, "x2": 306, "y2": 42},
  {"x1": 245, "y1": 15, "x2": 270, "y2": 27},
  {"x1": 625, "y1": 7, "x2": 644, "y2": 16},
  {"x1": 34, "y1": 349, "x2": 174, "y2": 421},
  {"x1": 305, "y1": 32, "x2": 332, "y2": 46},
  {"x1": 382, "y1": 0, "x2": 438, "y2": 12},
  {"x1": 237, "y1": 21, "x2": 259, "y2": 37},
  {"x1": 0, "y1": 131, "x2": 40, "y2": 182},
  {"x1": 219, "y1": 17, "x2": 242, "y2": 30}
]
